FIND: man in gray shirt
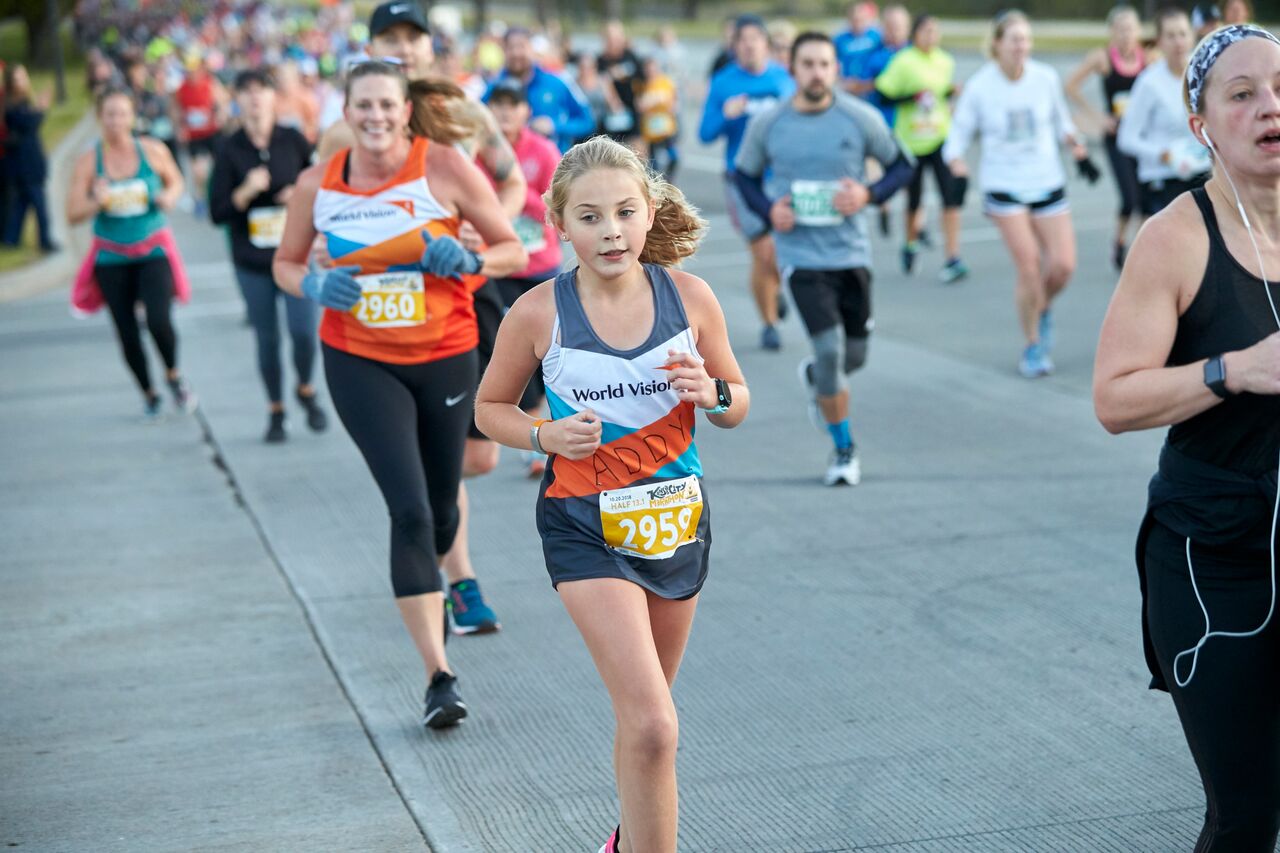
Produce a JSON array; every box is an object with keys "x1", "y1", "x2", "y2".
[{"x1": 734, "y1": 30, "x2": 913, "y2": 487}]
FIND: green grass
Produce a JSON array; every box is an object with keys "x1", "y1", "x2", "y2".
[{"x1": 0, "y1": 18, "x2": 87, "y2": 269}]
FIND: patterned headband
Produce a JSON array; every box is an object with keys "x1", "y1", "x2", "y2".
[{"x1": 1186, "y1": 24, "x2": 1280, "y2": 114}]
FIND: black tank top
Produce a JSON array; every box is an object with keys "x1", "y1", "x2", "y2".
[
  {"x1": 1101, "y1": 46, "x2": 1143, "y2": 137},
  {"x1": 1166, "y1": 188, "x2": 1280, "y2": 474}
]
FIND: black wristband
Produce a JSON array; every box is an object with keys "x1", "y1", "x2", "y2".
[{"x1": 1204, "y1": 355, "x2": 1232, "y2": 399}]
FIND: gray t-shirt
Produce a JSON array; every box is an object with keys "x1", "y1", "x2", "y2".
[{"x1": 735, "y1": 93, "x2": 906, "y2": 271}]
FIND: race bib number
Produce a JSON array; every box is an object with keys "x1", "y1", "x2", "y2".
[
  {"x1": 1110, "y1": 92, "x2": 1131, "y2": 118},
  {"x1": 600, "y1": 476, "x2": 703, "y2": 560},
  {"x1": 643, "y1": 112, "x2": 676, "y2": 140},
  {"x1": 791, "y1": 180, "x2": 844, "y2": 227},
  {"x1": 513, "y1": 215, "x2": 547, "y2": 253},
  {"x1": 247, "y1": 206, "x2": 286, "y2": 248},
  {"x1": 603, "y1": 110, "x2": 634, "y2": 133},
  {"x1": 1005, "y1": 108, "x2": 1036, "y2": 146},
  {"x1": 352, "y1": 271, "x2": 427, "y2": 328},
  {"x1": 149, "y1": 116, "x2": 174, "y2": 139},
  {"x1": 185, "y1": 108, "x2": 211, "y2": 130},
  {"x1": 1168, "y1": 137, "x2": 1211, "y2": 180},
  {"x1": 910, "y1": 91, "x2": 940, "y2": 135},
  {"x1": 104, "y1": 179, "x2": 150, "y2": 217}
]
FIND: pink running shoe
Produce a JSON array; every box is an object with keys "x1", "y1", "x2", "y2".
[{"x1": 596, "y1": 825, "x2": 621, "y2": 853}]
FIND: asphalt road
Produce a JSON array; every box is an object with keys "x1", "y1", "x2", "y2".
[{"x1": 0, "y1": 47, "x2": 1223, "y2": 852}]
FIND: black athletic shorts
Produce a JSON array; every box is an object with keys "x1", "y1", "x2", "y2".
[
  {"x1": 467, "y1": 279, "x2": 504, "y2": 440},
  {"x1": 185, "y1": 135, "x2": 219, "y2": 160},
  {"x1": 787, "y1": 267, "x2": 873, "y2": 339},
  {"x1": 982, "y1": 187, "x2": 1068, "y2": 218}
]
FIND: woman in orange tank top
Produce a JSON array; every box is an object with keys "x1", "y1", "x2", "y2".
[{"x1": 273, "y1": 60, "x2": 526, "y2": 729}]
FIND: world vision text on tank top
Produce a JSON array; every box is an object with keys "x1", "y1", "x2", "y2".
[
  {"x1": 537, "y1": 265, "x2": 710, "y2": 599},
  {"x1": 314, "y1": 136, "x2": 478, "y2": 364}
]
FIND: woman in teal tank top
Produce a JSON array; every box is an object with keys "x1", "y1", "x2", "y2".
[{"x1": 67, "y1": 86, "x2": 196, "y2": 419}]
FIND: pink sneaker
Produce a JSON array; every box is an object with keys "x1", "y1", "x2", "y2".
[{"x1": 596, "y1": 825, "x2": 620, "y2": 853}]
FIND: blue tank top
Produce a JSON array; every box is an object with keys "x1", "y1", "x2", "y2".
[
  {"x1": 535, "y1": 265, "x2": 710, "y2": 592},
  {"x1": 93, "y1": 140, "x2": 165, "y2": 265}
]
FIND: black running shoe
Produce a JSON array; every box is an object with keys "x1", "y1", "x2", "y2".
[
  {"x1": 423, "y1": 671, "x2": 468, "y2": 729},
  {"x1": 296, "y1": 390, "x2": 328, "y2": 432},
  {"x1": 1112, "y1": 241, "x2": 1127, "y2": 271},
  {"x1": 776, "y1": 291, "x2": 789, "y2": 321},
  {"x1": 265, "y1": 411, "x2": 287, "y2": 444}
]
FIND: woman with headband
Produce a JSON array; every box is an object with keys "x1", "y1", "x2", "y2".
[{"x1": 1094, "y1": 25, "x2": 1280, "y2": 851}]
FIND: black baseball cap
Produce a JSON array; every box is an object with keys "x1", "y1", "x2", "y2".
[
  {"x1": 734, "y1": 14, "x2": 767, "y2": 37},
  {"x1": 369, "y1": 1, "x2": 430, "y2": 38},
  {"x1": 488, "y1": 78, "x2": 526, "y2": 104}
]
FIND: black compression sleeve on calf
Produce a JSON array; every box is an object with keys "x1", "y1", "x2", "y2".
[
  {"x1": 868, "y1": 155, "x2": 915, "y2": 206},
  {"x1": 732, "y1": 169, "x2": 775, "y2": 223}
]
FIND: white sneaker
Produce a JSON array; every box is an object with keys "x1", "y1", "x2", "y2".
[
  {"x1": 796, "y1": 357, "x2": 824, "y2": 432},
  {"x1": 823, "y1": 446, "x2": 861, "y2": 486}
]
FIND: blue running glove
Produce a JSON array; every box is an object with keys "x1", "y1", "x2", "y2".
[
  {"x1": 301, "y1": 264, "x2": 364, "y2": 310},
  {"x1": 419, "y1": 229, "x2": 482, "y2": 280}
]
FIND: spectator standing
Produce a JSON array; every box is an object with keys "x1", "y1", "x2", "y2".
[{"x1": 3, "y1": 64, "x2": 57, "y2": 252}]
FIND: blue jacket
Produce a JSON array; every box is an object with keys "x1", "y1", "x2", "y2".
[
  {"x1": 698, "y1": 61, "x2": 794, "y2": 172},
  {"x1": 484, "y1": 66, "x2": 594, "y2": 153},
  {"x1": 3, "y1": 102, "x2": 47, "y2": 182}
]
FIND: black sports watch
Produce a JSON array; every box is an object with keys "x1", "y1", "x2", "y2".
[
  {"x1": 704, "y1": 378, "x2": 732, "y2": 414},
  {"x1": 1204, "y1": 355, "x2": 1232, "y2": 399}
]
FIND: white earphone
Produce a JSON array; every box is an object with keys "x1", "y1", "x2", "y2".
[{"x1": 1172, "y1": 127, "x2": 1279, "y2": 687}]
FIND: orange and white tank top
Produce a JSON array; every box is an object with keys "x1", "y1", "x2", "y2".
[{"x1": 314, "y1": 136, "x2": 478, "y2": 364}]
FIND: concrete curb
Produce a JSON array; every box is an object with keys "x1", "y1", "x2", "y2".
[{"x1": 0, "y1": 111, "x2": 96, "y2": 305}]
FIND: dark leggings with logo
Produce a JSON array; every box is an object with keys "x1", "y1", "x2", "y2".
[
  {"x1": 1145, "y1": 521, "x2": 1280, "y2": 852},
  {"x1": 323, "y1": 344, "x2": 477, "y2": 598}
]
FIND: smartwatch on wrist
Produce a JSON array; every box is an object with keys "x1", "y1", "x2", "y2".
[
  {"x1": 703, "y1": 378, "x2": 732, "y2": 415},
  {"x1": 1204, "y1": 355, "x2": 1232, "y2": 400}
]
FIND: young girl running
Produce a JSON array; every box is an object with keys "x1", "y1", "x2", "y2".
[{"x1": 475, "y1": 137, "x2": 749, "y2": 853}]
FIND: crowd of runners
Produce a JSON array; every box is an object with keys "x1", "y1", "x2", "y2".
[{"x1": 60, "y1": 0, "x2": 1280, "y2": 850}]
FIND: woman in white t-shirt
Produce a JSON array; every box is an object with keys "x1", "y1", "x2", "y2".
[
  {"x1": 943, "y1": 11, "x2": 1088, "y2": 379},
  {"x1": 1117, "y1": 9, "x2": 1206, "y2": 215}
]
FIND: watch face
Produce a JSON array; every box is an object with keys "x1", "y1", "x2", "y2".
[{"x1": 716, "y1": 378, "x2": 732, "y2": 405}]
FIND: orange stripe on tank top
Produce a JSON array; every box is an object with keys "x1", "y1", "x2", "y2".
[{"x1": 545, "y1": 402, "x2": 696, "y2": 499}]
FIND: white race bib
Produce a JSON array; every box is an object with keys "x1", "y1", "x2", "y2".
[
  {"x1": 247, "y1": 206, "x2": 287, "y2": 248},
  {"x1": 513, "y1": 215, "x2": 547, "y2": 253},
  {"x1": 599, "y1": 476, "x2": 703, "y2": 560},
  {"x1": 791, "y1": 180, "x2": 844, "y2": 227},
  {"x1": 352, "y1": 271, "x2": 427, "y2": 328},
  {"x1": 104, "y1": 179, "x2": 150, "y2": 218}
]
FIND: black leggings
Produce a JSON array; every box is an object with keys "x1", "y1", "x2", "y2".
[
  {"x1": 1104, "y1": 134, "x2": 1142, "y2": 220},
  {"x1": 907, "y1": 145, "x2": 966, "y2": 213},
  {"x1": 323, "y1": 345, "x2": 477, "y2": 598},
  {"x1": 1145, "y1": 521, "x2": 1280, "y2": 852},
  {"x1": 234, "y1": 266, "x2": 318, "y2": 404},
  {"x1": 495, "y1": 276, "x2": 547, "y2": 412},
  {"x1": 96, "y1": 257, "x2": 178, "y2": 395}
]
